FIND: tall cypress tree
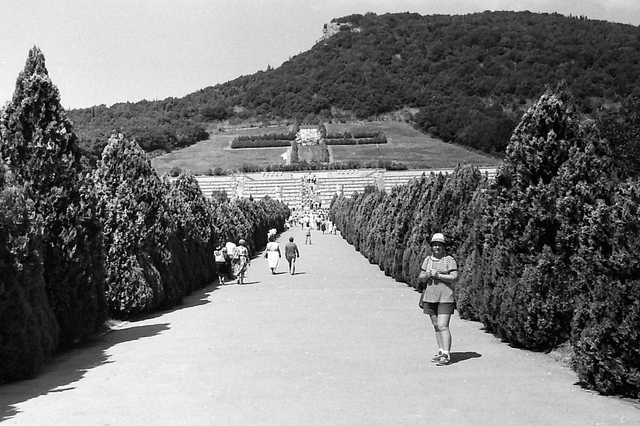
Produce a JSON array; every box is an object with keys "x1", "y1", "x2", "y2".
[
  {"x1": 0, "y1": 164, "x2": 60, "y2": 381},
  {"x1": 0, "y1": 47, "x2": 107, "y2": 346},
  {"x1": 94, "y1": 133, "x2": 176, "y2": 316}
]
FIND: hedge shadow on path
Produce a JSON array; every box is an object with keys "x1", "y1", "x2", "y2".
[
  {"x1": 0, "y1": 322, "x2": 169, "y2": 422},
  {"x1": 127, "y1": 283, "x2": 219, "y2": 323},
  {"x1": 0, "y1": 280, "x2": 221, "y2": 421}
]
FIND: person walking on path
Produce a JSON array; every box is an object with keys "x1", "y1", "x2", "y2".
[
  {"x1": 233, "y1": 239, "x2": 250, "y2": 284},
  {"x1": 225, "y1": 240, "x2": 237, "y2": 280},
  {"x1": 418, "y1": 232, "x2": 458, "y2": 366},
  {"x1": 284, "y1": 237, "x2": 300, "y2": 275},
  {"x1": 213, "y1": 244, "x2": 227, "y2": 285},
  {"x1": 264, "y1": 235, "x2": 281, "y2": 274},
  {"x1": 304, "y1": 224, "x2": 312, "y2": 245}
]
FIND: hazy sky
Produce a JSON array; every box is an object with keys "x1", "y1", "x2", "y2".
[{"x1": 1, "y1": 0, "x2": 639, "y2": 110}]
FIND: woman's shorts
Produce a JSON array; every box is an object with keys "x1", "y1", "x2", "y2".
[
  {"x1": 424, "y1": 302, "x2": 455, "y2": 316},
  {"x1": 215, "y1": 262, "x2": 226, "y2": 275}
]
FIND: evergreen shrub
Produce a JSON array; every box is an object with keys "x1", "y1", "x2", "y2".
[
  {"x1": 330, "y1": 85, "x2": 640, "y2": 398},
  {"x1": 0, "y1": 46, "x2": 107, "y2": 347},
  {"x1": 0, "y1": 168, "x2": 59, "y2": 382},
  {"x1": 94, "y1": 133, "x2": 177, "y2": 316}
]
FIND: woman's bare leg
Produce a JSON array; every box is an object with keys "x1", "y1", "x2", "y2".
[{"x1": 438, "y1": 314, "x2": 452, "y2": 352}]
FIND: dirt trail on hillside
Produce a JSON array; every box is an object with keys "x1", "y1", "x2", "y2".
[{"x1": 1, "y1": 227, "x2": 638, "y2": 425}]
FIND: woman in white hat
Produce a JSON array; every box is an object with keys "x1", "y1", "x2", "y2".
[{"x1": 418, "y1": 232, "x2": 458, "y2": 366}]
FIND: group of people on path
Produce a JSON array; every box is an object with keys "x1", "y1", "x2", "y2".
[
  {"x1": 264, "y1": 235, "x2": 300, "y2": 275},
  {"x1": 294, "y1": 210, "x2": 337, "y2": 235},
  {"x1": 213, "y1": 231, "x2": 301, "y2": 286},
  {"x1": 213, "y1": 239, "x2": 251, "y2": 285},
  {"x1": 213, "y1": 226, "x2": 458, "y2": 367}
]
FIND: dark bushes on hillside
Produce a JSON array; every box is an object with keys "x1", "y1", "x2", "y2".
[{"x1": 68, "y1": 11, "x2": 640, "y2": 159}]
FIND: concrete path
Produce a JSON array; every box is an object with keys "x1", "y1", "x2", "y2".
[{"x1": 1, "y1": 227, "x2": 639, "y2": 425}]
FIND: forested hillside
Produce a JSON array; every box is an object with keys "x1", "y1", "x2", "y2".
[{"x1": 69, "y1": 11, "x2": 640, "y2": 163}]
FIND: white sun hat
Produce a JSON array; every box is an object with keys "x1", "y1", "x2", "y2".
[{"x1": 430, "y1": 233, "x2": 446, "y2": 245}]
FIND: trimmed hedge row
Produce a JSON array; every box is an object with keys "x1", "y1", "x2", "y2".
[
  {"x1": 95, "y1": 133, "x2": 289, "y2": 317},
  {"x1": 230, "y1": 132, "x2": 296, "y2": 148},
  {"x1": 325, "y1": 133, "x2": 387, "y2": 145},
  {"x1": 231, "y1": 138, "x2": 292, "y2": 148},
  {"x1": 326, "y1": 131, "x2": 382, "y2": 139},
  {"x1": 0, "y1": 48, "x2": 290, "y2": 382},
  {"x1": 230, "y1": 130, "x2": 387, "y2": 148},
  {"x1": 330, "y1": 86, "x2": 640, "y2": 399}
]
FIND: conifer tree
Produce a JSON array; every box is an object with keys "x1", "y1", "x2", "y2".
[
  {"x1": 167, "y1": 171, "x2": 216, "y2": 293},
  {"x1": 319, "y1": 139, "x2": 330, "y2": 163},
  {"x1": 94, "y1": 133, "x2": 176, "y2": 316},
  {"x1": 0, "y1": 47, "x2": 107, "y2": 346},
  {"x1": 0, "y1": 164, "x2": 59, "y2": 381},
  {"x1": 477, "y1": 85, "x2": 581, "y2": 348},
  {"x1": 290, "y1": 140, "x2": 299, "y2": 163}
]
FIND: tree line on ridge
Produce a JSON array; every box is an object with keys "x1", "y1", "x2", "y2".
[{"x1": 67, "y1": 11, "x2": 640, "y2": 164}]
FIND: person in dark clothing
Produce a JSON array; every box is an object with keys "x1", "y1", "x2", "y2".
[{"x1": 284, "y1": 237, "x2": 300, "y2": 275}]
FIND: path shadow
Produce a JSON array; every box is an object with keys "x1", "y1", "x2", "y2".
[
  {"x1": 291, "y1": 272, "x2": 306, "y2": 276},
  {"x1": 449, "y1": 351, "x2": 482, "y2": 365},
  {"x1": 126, "y1": 283, "x2": 219, "y2": 323},
  {"x1": 236, "y1": 280, "x2": 260, "y2": 285},
  {"x1": 0, "y1": 322, "x2": 170, "y2": 422}
]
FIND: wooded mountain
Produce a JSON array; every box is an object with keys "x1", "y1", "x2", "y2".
[{"x1": 68, "y1": 10, "x2": 640, "y2": 164}]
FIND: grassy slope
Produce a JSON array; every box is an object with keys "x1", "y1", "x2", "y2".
[{"x1": 151, "y1": 121, "x2": 499, "y2": 176}]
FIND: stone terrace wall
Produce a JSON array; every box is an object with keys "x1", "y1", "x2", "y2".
[{"x1": 190, "y1": 168, "x2": 497, "y2": 209}]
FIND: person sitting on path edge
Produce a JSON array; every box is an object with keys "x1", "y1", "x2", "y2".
[
  {"x1": 284, "y1": 237, "x2": 300, "y2": 275},
  {"x1": 418, "y1": 233, "x2": 458, "y2": 366}
]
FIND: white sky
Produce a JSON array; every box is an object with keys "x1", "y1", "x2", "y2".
[{"x1": 1, "y1": 0, "x2": 639, "y2": 109}]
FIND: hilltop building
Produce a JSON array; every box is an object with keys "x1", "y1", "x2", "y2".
[{"x1": 295, "y1": 127, "x2": 322, "y2": 146}]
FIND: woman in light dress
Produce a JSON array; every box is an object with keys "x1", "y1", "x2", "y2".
[
  {"x1": 233, "y1": 239, "x2": 250, "y2": 284},
  {"x1": 264, "y1": 235, "x2": 281, "y2": 274}
]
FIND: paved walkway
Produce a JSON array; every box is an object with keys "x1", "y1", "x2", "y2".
[{"x1": 1, "y1": 227, "x2": 639, "y2": 425}]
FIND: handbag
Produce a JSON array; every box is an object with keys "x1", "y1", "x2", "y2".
[{"x1": 417, "y1": 257, "x2": 432, "y2": 308}]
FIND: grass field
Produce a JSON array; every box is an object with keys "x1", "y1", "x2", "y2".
[{"x1": 151, "y1": 120, "x2": 499, "y2": 176}]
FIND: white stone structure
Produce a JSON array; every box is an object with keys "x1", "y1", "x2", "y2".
[{"x1": 295, "y1": 128, "x2": 321, "y2": 146}]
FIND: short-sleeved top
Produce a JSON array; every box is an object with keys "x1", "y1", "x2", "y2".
[
  {"x1": 421, "y1": 255, "x2": 457, "y2": 303},
  {"x1": 214, "y1": 248, "x2": 226, "y2": 263},
  {"x1": 225, "y1": 242, "x2": 237, "y2": 258}
]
